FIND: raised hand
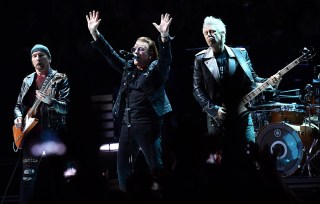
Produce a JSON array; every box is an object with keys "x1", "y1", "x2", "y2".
[
  {"x1": 152, "y1": 13, "x2": 172, "y2": 38},
  {"x1": 86, "y1": 10, "x2": 101, "y2": 40}
]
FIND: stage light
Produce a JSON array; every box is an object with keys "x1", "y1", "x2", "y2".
[{"x1": 100, "y1": 143, "x2": 119, "y2": 152}]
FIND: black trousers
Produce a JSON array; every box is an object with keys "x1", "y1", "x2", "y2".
[{"x1": 117, "y1": 121, "x2": 164, "y2": 191}]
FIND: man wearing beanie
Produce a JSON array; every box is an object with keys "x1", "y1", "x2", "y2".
[
  {"x1": 30, "y1": 44, "x2": 52, "y2": 59},
  {"x1": 13, "y1": 44, "x2": 76, "y2": 204}
]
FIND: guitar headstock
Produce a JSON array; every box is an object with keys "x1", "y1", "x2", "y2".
[{"x1": 301, "y1": 47, "x2": 316, "y2": 62}]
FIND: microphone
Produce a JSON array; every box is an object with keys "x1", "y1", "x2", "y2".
[{"x1": 119, "y1": 50, "x2": 137, "y2": 59}]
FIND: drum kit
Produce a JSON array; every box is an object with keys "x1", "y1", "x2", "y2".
[{"x1": 251, "y1": 83, "x2": 320, "y2": 178}]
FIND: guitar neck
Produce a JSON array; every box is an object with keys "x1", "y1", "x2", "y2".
[
  {"x1": 27, "y1": 98, "x2": 42, "y2": 117},
  {"x1": 240, "y1": 54, "x2": 305, "y2": 109},
  {"x1": 27, "y1": 75, "x2": 54, "y2": 117}
]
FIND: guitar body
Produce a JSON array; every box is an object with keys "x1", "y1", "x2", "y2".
[{"x1": 12, "y1": 116, "x2": 38, "y2": 150}]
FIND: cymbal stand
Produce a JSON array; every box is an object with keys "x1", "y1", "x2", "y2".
[
  {"x1": 300, "y1": 99, "x2": 313, "y2": 176},
  {"x1": 310, "y1": 139, "x2": 320, "y2": 176},
  {"x1": 301, "y1": 96, "x2": 319, "y2": 176},
  {"x1": 301, "y1": 137, "x2": 318, "y2": 177},
  {"x1": 309, "y1": 104, "x2": 320, "y2": 176}
]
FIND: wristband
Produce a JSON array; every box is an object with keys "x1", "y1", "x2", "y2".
[{"x1": 161, "y1": 33, "x2": 169, "y2": 38}]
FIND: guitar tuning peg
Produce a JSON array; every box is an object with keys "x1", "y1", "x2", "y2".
[{"x1": 302, "y1": 47, "x2": 310, "y2": 54}]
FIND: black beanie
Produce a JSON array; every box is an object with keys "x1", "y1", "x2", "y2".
[{"x1": 30, "y1": 44, "x2": 51, "y2": 58}]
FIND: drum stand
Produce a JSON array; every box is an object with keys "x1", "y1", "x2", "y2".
[
  {"x1": 300, "y1": 104, "x2": 320, "y2": 177},
  {"x1": 301, "y1": 138, "x2": 318, "y2": 177}
]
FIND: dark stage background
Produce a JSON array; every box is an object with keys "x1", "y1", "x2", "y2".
[{"x1": 1, "y1": 0, "x2": 320, "y2": 202}]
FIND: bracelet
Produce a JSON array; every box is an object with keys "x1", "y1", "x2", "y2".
[{"x1": 161, "y1": 33, "x2": 169, "y2": 38}]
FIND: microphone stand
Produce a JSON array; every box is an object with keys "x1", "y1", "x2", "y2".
[{"x1": 123, "y1": 53, "x2": 134, "y2": 174}]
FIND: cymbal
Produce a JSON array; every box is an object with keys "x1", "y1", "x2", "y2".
[
  {"x1": 279, "y1": 89, "x2": 300, "y2": 93},
  {"x1": 252, "y1": 102, "x2": 305, "y2": 110},
  {"x1": 306, "y1": 104, "x2": 320, "y2": 108},
  {"x1": 262, "y1": 89, "x2": 300, "y2": 93},
  {"x1": 252, "y1": 103, "x2": 281, "y2": 109}
]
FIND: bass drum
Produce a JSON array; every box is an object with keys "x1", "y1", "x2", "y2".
[{"x1": 256, "y1": 123, "x2": 304, "y2": 177}]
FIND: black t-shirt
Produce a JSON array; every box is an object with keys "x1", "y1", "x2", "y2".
[
  {"x1": 215, "y1": 50, "x2": 229, "y2": 81},
  {"x1": 123, "y1": 68, "x2": 158, "y2": 124}
]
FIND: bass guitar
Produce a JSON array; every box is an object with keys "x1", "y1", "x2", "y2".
[{"x1": 213, "y1": 47, "x2": 316, "y2": 127}]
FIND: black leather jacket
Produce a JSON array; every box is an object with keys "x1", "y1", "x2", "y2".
[
  {"x1": 193, "y1": 45, "x2": 266, "y2": 118},
  {"x1": 91, "y1": 34, "x2": 172, "y2": 121},
  {"x1": 14, "y1": 68, "x2": 70, "y2": 129}
]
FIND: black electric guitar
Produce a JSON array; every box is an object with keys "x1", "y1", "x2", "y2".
[{"x1": 213, "y1": 47, "x2": 316, "y2": 127}]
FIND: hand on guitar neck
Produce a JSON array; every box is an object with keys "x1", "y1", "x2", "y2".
[
  {"x1": 269, "y1": 72, "x2": 282, "y2": 87},
  {"x1": 256, "y1": 72, "x2": 282, "y2": 89},
  {"x1": 36, "y1": 90, "x2": 53, "y2": 105},
  {"x1": 214, "y1": 72, "x2": 282, "y2": 127}
]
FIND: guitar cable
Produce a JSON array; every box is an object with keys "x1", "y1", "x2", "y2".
[{"x1": 0, "y1": 150, "x2": 22, "y2": 204}]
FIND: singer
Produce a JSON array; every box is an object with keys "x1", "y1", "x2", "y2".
[{"x1": 86, "y1": 10, "x2": 173, "y2": 191}]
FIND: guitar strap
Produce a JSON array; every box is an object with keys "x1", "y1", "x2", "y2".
[
  {"x1": 229, "y1": 47, "x2": 257, "y2": 113},
  {"x1": 230, "y1": 47, "x2": 254, "y2": 82},
  {"x1": 28, "y1": 69, "x2": 58, "y2": 116},
  {"x1": 39, "y1": 69, "x2": 57, "y2": 93}
]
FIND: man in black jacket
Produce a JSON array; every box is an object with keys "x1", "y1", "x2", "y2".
[
  {"x1": 191, "y1": 16, "x2": 304, "y2": 204},
  {"x1": 86, "y1": 10, "x2": 173, "y2": 191},
  {"x1": 13, "y1": 44, "x2": 74, "y2": 204},
  {"x1": 193, "y1": 16, "x2": 282, "y2": 162}
]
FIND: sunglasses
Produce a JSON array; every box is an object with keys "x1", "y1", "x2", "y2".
[{"x1": 131, "y1": 46, "x2": 147, "y2": 53}]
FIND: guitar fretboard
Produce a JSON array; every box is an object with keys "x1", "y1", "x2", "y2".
[
  {"x1": 27, "y1": 75, "x2": 53, "y2": 117},
  {"x1": 239, "y1": 56, "x2": 304, "y2": 109}
]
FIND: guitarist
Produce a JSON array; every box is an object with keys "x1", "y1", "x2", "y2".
[
  {"x1": 13, "y1": 44, "x2": 74, "y2": 204},
  {"x1": 192, "y1": 16, "x2": 282, "y2": 166}
]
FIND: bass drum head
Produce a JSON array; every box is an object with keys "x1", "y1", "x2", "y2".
[{"x1": 256, "y1": 123, "x2": 304, "y2": 177}]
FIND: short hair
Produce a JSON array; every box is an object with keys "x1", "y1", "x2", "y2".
[
  {"x1": 203, "y1": 16, "x2": 226, "y2": 33},
  {"x1": 137, "y1": 37, "x2": 158, "y2": 60},
  {"x1": 203, "y1": 16, "x2": 226, "y2": 43}
]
